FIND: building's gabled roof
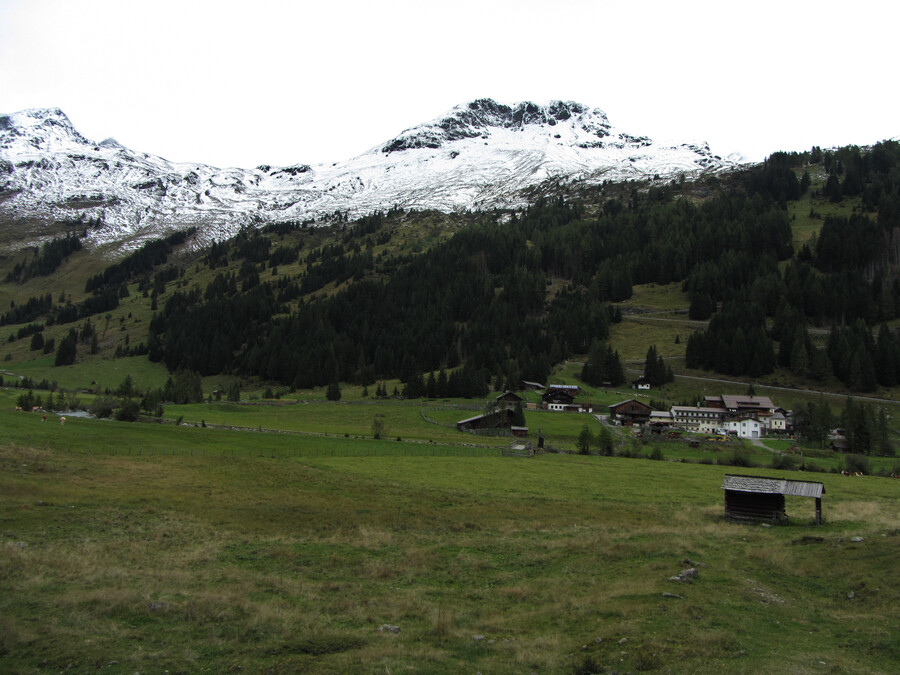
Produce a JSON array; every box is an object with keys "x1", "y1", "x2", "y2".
[
  {"x1": 720, "y1": 394, "x2": 775, "y2": 410},
  {"x1": 496, "y1": 391, "x2": 523, "y2": 401},
  {"x1": 456, "y1": 413, "x2": 489, "y2": 425},
  {"x1": 724, "y1": 416, "x2": 762, "y2": 425},
  {"x1": 722, "y1": 474, "x2": 824, "y2": 498},
  {"x1": 609, "y1": 399, "x2": 653, "y2": 411},
  {"x1": 671, "y1": 406, "x2": 726, "y2": 414}
]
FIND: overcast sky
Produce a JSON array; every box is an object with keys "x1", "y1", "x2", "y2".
[{"x1": 1, "y1": 0, "x2": 896, "y2": 168}]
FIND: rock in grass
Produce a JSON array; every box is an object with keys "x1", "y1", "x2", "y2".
[
  {"x1": 668, "y1": 567, "x2": 698, "y2": 583},
  {"x1": 377, "y1": 624, "x2": 400, "y2": 633}
]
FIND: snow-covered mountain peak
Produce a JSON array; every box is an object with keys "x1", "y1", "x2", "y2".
[
  {"x1": 0, "y1": 100, "x2": 745, "y2": 254},
  {"x1": 99, "y1": 137, "x2": 125, "y2": 150},
  {"x1": 0, "y1": 107, "x2": 91, "y2": 154},
  {"x1": 381, "y1": 98, "x2": 613, "y2": 153}
]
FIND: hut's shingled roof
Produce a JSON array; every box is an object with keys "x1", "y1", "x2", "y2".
[{"x1": 722, "y1": 474, "x2": 824, "y2": 499}]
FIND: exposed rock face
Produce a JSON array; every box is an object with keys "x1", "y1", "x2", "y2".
[{"x1": 0, "y1": 101, "x2": 742, "y2": 254}]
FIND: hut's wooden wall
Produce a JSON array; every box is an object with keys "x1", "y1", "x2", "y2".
[{"x1": 724, "y1": 491, "x2": 786, "y2": 523}]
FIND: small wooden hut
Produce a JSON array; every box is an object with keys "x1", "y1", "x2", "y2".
[{"x1": 722, "y1": 474, "x2": 825, "y2": 525}]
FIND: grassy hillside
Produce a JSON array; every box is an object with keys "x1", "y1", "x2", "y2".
[
  {"x1": 2, "y1": 434, "x2": 898, "y2": 673},
  {"x1": 0, "y1": 154, "x2": 890, "y2": 407}
]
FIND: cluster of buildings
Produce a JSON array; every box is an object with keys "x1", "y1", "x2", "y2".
[
  {"x1": 456, "y1": 382, "x2": 790, "y2": 441},
  {"x1": 609, "y1": 394, "x2": 789, "y2": 439}
]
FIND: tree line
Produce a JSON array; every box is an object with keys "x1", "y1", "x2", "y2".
[{"x1": 146, "y1": 174, "x2": 796, "y2": 393}]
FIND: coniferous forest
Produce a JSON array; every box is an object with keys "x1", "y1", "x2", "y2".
[
  {"x1": 5, "y1": 140, "x2": 900, "y2": 397},
  {"x1": 136, "y1": 141, "x2": 899, "y2": 394}
]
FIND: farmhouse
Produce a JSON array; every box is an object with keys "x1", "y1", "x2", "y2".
[
  {"x1": 456, "y1": 408, "x2": 517, "y2": 433},
  {"x1": 495, "y1": 391, "x2": 524, "y2": 410},
  {"x1": 542, "y1": 385, "x2": 579, "y2": 411},
  {"x1": 717, "y1": 394, "x2": 777, "y2": 414},
  {"x1": 722, "y1": 474, "x2": 825, "y2": 525},
  {"x1": 722, "y1": 416, "x2": 764, "y2": 439},
  {"x1": 670, "y1": 395, "x2": 790, "y2": 438},
  {"x1": 768, "y1": 410, "x2": 788, "y2": 432},
  {"x1": 519, "y1": 380, "x2": 545, "y2": 392},
  {"x1": 631, "y1": 376, "x2": 652, "y2": 390},
  {"x1": 829, "y1": 437, "x2": 851, "y2": 452},
  {"x1": 670, "y1": 406, "x2": 726, "y2": 433},
  {"x1": 608, "y1": 399, "x2": 653, "y2": 426},
  {"x1": 648, "y1": 410, "x2": 674, "y2": 433}
]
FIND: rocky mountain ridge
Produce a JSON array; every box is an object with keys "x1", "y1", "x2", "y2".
[{"x1": 0, "y1": 100, "x2": 743, "y2": 253}]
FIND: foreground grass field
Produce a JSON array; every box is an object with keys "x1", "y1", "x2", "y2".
[{"x1": 2, "y1": 418, "x2": 899, "y2": 673}]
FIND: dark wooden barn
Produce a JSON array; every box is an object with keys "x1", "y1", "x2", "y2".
[
  {"x1": 496, "y1": 391, "x2": 524, "y2": 410},
  {"x1": 456, "y1": 409, "x2": 516, "y2": 433},
  {"x1": 608, "y1": 399, "x2": 653, "y2": 426},
  {"x1": 722, "y1": 474, "x2": 825, "y2": 525}
]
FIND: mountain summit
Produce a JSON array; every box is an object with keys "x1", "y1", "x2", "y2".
[
  {"x1": 381, "y1": 99, "x2": 613, "y2": 152},
  {"x1": 0, "y1": 108, "x2": 91, "y2": 154},
  {"x1": 0, "y1": 100, "x2": 742, "y2": 252}
]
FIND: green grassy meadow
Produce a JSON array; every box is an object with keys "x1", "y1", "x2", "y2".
[
  {"x1": 2, "y1": 395, "x2": 900, "y2": 674},
  {"x1": 3, "y1": 169, "x2": 900, "y2": 672}
]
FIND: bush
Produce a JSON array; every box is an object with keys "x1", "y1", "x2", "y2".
[
  {"x1": 372, "y1": 417, "x2": 385, "y2": 440},
  {"x1": 114, "y1": 399, "x2": 141, "y2": 422},
  {"x1": 648, "y1": 446, "x2": 664, "y2": 461},
  {"x1": 771, "y1": 454, "x2": 797, "y2": 470},
  {"x1": 725, "y1": 448, "x2": 755, "y2": 467},
  {"x1": 842, "y1": 454, "x2": 869, "y2": 474},
  {"x1": 89, "y1": 395, "x2": 117, "y2": 419}
]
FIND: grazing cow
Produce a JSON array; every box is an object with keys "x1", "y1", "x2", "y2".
[
  {"x1": 41, "y1": 415, "x2": 47, "y2": 422},
  {"x1": 15, "y1": 406, "x2": 22, "y2": 411},
  {"x1": 59, "y1": 416, "x2": 66, "y2": 425}
]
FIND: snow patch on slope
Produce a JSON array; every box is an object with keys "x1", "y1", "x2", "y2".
[{"x1": 0, "y1": 100, "x2": 745, "y2": 253}]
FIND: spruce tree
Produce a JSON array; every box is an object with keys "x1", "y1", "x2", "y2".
[
  {"x1": 54, "y1": 328, "x2": 77, "y2": 366},
  {"x1": 576, "y1": 424, "x2": 594, "y2": 455},
  {"x1": 326, "y1": 380, "x2": 342, "y2": 401},
  {"x1": 512, "y1": 402, "x2": 526, "y2": 428}
]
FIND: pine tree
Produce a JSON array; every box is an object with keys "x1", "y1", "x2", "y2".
[
  {"x1": 54, "y1": 328, "x2": 77, "y2": 366},
  {"x1": 644, "y1": 345, "x2": 659, "y2": 384},
  {"x1": 576, "y1": 424, "x2": 594, "y2": 455},
  {"x1": 512, "y1": 402, "x2": 526, "y2": 427},
  {"x1": 326, "y1": 380, "x2": 342, "y2": 401},
  {"x1": 596, "y1": 424, "x2": 614, "y2": 456},
  {"x1": 799, "y1": 170, "x2": 811, "y2": 195},
  {"x1": 875, "y1": 408, "x2": 894, "y2": 456},
  {"x1": 605, "y1": 346, "x2": 625, "y2": 386},
  {"x1": 790, "y1": 339, "x2": 809, "y2": 376}
]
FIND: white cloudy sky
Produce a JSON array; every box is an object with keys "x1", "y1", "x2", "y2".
[{"x1": 1, "y1": 0, "x2": 895, "y2": 168}]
